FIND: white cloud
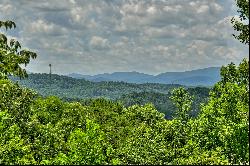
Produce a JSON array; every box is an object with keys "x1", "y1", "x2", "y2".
[
  {"x1": 163, "y1": 5, "x2": 182, "y2": 12},
  {"x1": 89, "y1": 36, "x2": 110, "y2": 50},
  {"x1": 29, "y1": 19, "x2": 56, "y2": 34},
  {"x1": 147, "y1": 6, "x2": 157, "y2": 15},
  {"x1": 0, "y1": 0, "x2": 248, "y2": 75},
  {"x1": 0, "y1": 3, "x2": 14, "y2": 14},
  {"x1": 197, "y1": 5, "x2": 209, "y2": 13}
]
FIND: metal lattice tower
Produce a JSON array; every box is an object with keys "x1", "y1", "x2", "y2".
[{"x1": 49, "y1": 64, "x2": 52, "y2": 81}]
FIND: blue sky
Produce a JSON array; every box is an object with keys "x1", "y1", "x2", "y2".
[{"x1": 0, "y1": 0, "x2": 249, "y2": 75}]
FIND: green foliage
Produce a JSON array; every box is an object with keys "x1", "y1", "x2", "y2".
[
  {"x1": 10, "y1": 73, "x2": 210, "y2": 119},
  {"x1": 170, "y1": 87, "x2": 193, "y2": 122},
  {"x1": 0, "y1": 81, "x2": 37, "y2": 164},
  {"x1": 231, "y1": 0, "x2": 249, "y2": 44},
  {"x1": 117, "y1": 87, "x2": 209, "y2": 119},
  {"x1": 0, "y1": 20, "x2": 16, "y2": 30},
  {"x1": 1, "y1": 59, "x2": 249, "y2": 165},
  {"x1": 172, "y1": 147, "x2": 229, "y2": 165},
  {"x1": 183, "y1": 59, "x2": 249, "y2": 165},
  {"x1": 0, "y1": 79, "x2": 37, "y2": 129},
  {"x1": 1, "y1": 12, "x2": 249, "y2": 165},
  {"x1": 10, "y1": 73, "x2": 180, "y2": 100},
  {"x1": 0, "y1": 20, "x2": 37, "y2": 79},
  {"x1": 64, "y1": 120, "x2": 106, "y2": 165},
  {"x1": 0, "y1": 121, "x2": 36, "y2": 164}
]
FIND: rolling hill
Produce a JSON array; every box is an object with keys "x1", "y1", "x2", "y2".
[
  {"x1": 66, "y1": 67, "x2": 221, "y2": 86},
  {"x1": 10, "y1": 73, "x2": 181, "y2": 100},
  {"x1": 9, "y1": 73, "x2": 210, "y2": 119}
]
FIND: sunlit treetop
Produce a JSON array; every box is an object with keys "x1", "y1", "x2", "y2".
[
  {"x1": 0, "y1": 20, "x2": 37, "y2": 79},
  {"x1": 231, "y1": 0, "x2": 249, "y2": 45}
]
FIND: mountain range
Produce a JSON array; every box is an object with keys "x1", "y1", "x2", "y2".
[{"x1": 66, "y1": 67, "x2": 221, "y2": 86}]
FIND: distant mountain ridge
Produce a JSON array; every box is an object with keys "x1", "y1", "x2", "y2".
[{"x1": 66, "y1": 67, "x2": 221, "y2": 86}]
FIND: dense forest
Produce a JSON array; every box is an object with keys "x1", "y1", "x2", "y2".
[
  {"x1": 10, "y1": 73, "x2": 210, "y2": 119},
  {"x1": 1, "y1": 60, "x2": 249, "y2": 164},
  {"x1": 10, "y1": 73, "x2": 183, "y2": 99},
  {"x1": 117, "y1": 87, "x2": 210, "y2": 119},
  {"x1": 0, "y1": 0, "x2": 249, "y2": 165}
]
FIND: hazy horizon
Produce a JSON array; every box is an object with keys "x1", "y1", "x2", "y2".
[
  {"x1": 0, "y1": 0, "x2": 249, "y2": 75},
  {"x1": 26, "y1": 66, "x2": 222, "y2": 77}
]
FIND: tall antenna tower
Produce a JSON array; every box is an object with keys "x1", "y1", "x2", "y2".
[{"x1": 49, "y1": 64, "x2": 52, "y2": 82}]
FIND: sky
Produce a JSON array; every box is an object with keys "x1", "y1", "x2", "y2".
[{"x1": 0, "y1": 0, "x2": 249, "y2": 75}]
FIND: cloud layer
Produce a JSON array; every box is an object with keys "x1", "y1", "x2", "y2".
[{"x1": 0, "y1": 0, "x2": 248, "y2": 75}]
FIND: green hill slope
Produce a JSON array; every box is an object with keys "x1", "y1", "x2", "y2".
[{"x1": 10, "y1": 73, "x2": 210, "y2": 118}]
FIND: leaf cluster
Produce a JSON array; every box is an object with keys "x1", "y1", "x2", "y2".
[{"x1": 0, "y1": 20, "x2": 37, "y2": 79}]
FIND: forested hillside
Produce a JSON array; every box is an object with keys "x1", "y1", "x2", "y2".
[
  {"x1": 0, "y1": 0, "x2": 249, "y2": 165},
  {"x1": 10, "y1": 73, "x2": 210, "y2": 118},
  {"x1": 10, "y1": 73, "x2": 181, "y2": 99},
  {"x1": 117, "y1": 87, "x2": 210, "y2": 119},
  {"x1": 1, "y1": 59, "x2": 249, "y2": 165}
]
